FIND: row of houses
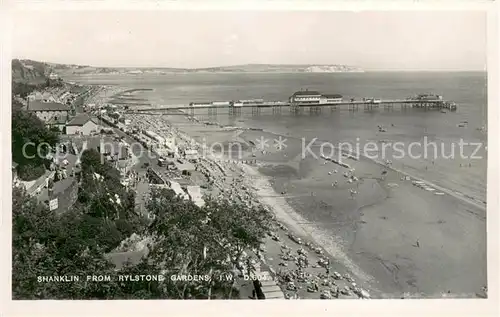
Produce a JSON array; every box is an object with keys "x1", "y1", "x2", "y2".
[
  {"x1": 137, "y1": 129, "x2": 198, "y2": 163},
  {"x1": 289, "y1": 90, "x2": 343, "y2": 104},
  {"x1": 27, "y1": 100, "x2": 100, "y2": 135},
  {"x1": 28, "y1": 85, "x2": 75, "y2": 105}
]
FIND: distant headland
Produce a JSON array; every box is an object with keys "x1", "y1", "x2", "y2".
[{"x1": 12, "y1": 59, "x2": 364, "y2": 79}]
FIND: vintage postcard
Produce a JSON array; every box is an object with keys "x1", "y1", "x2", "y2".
[{"x1": 1, "y1": 1, "x2": 498, "y2": 316}]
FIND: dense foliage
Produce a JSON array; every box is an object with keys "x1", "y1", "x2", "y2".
[
  {"x1": 12, "y1": 152, "x2": 272, "y2": 299},
  {"x1": 11, "y1": 100, "x2": 60, "y2": 181},
  {"x1": 75, "y1": 149, "x2": 145, "y2": 252},
  {"x1": 12, "y1": 186, "x2": 127, "y2": 299}
]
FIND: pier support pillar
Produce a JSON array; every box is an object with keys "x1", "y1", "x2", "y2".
[
  {"x1": 384, "y1": 104, "x2": 394, "y2": 111},
  {"x1": 309, "y1": 106, "x2": 321, "y2": 115},
  {"x1": 208, "y1": 107, "x2": 218, "y2": 116},
  {"x1": 229, "y1": 107, "x2": 241, "y2": 116},
  {"x1": 290, "y1": 103, "x2": 301, "y2": 115},
  {"x1": 252, "y1": 106, "x2": 261, "y2": 116},
  {"x1": 349, "y1": 104, "x2": 359, "y2": 111}
]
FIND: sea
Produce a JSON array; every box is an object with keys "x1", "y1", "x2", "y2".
[
  {"x1": 65, "y1": 72, "x2": 488, "y2": 297},
  {"x1": 70, "y1": 72, "x2": 487, "y2": 202}
]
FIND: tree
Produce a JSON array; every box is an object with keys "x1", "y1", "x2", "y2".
[
  {"x1": 12, "y1": 187, "x2": 123, "y2": 299},
  {"x1": 74, "y1": 149, "x2": 145, "y2": 252},
  {"x1": 11, "y1": 102, "x2": 59, "y2": 180},
  {"x1": 12, "y1": 156, "x2": 271, "y2": 299},
  {"x1": 139, "y1": 188, "x2": 271, "y2": 299}
]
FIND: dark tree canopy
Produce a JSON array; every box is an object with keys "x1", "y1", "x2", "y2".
[
  {"x1": 12, "y1": 178, "x2": 272, "y2": 299},
  {"x1": 11, "y1": 101, "x2": 59, "y2": 181}
]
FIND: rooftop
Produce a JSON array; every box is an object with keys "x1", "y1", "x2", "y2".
[
  {"x1": 28, "y1": 100, "x2": 69, "y2": 112},
  {"x1": 67, "y1": 114, "x2": 98, "y2": 126},
  {"x1": 322, "y1": 94, "x2": 343, "y2": 98},
  {"x1": 46, "y1": 116, "x2": 68, "y2": 125},
  {"x1": 292, "y1": 90, "x2": 321, "y2": 96},
  {"x1": 176, "y1": 161, "x2": 195, "y2": 172}
]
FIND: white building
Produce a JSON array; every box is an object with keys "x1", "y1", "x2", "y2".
[
  {"x1": 184, "y1": 149, "x2": 199, "y2": 162},
  {"x1": 186, "y1": 185, "x2": 205, "y2": 207},
  {"x1": 165, "y1": 136, "x2": 177, "y2": 151},
  {"x1": 168, "y1": 180, "x2": 189, "y2": 200},
  {"x1": 321, "y1": 94, "x2": 343, "y2": 104},
  {"x1": 289, "y1": 90, "x2": 323, "y2": 104},
  {"x1": 190, "y1": 102, "x2": 212, "y2": 107},
  {"x1": 66, "y1": 114, "x2": 99, "y2": 135}
]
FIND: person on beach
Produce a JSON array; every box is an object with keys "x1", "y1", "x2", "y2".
[
  {"x1": 416, "y1": 239, "x2": 420, "y2": 248},
  {"x1": 350, "y1": 189, "x2": 357, "y2": 199}
]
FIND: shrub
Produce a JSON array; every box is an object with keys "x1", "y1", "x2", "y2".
[{"x1": 17, "y1": 164, "x2": 46, "y2": 181}]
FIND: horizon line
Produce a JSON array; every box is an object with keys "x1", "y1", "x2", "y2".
[{"x1": 13, "y1": 58, "x2": 486, "y2": 72}]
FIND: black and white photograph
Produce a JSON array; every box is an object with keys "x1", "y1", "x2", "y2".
[{"x1": 1, "y1": 1, "x2": 499, "y2": 316}]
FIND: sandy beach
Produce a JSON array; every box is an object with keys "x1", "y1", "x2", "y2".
[{"x1": 144, "y1": 111, "x2": 487, "y2": 298}]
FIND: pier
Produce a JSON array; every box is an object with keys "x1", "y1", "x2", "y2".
[{"x1": 125, "y1": 98, "x2": 457, "y2": 116}]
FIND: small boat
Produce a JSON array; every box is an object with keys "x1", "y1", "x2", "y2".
[{"x1": 441, "y1": 110, "x2": 447, "y2": 113}]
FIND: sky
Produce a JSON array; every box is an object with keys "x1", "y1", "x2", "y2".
[{"x1": 11, "y1": 10, "x2": 487, "y2": 70}]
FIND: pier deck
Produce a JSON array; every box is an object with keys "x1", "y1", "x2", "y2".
[{"x1": 125, "y1": 99, "x2": 457, "y2": 114}]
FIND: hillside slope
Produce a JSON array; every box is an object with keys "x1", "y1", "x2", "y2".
[{"x1": 11, "y1": 59, "x2": 48, "y2": 84}]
